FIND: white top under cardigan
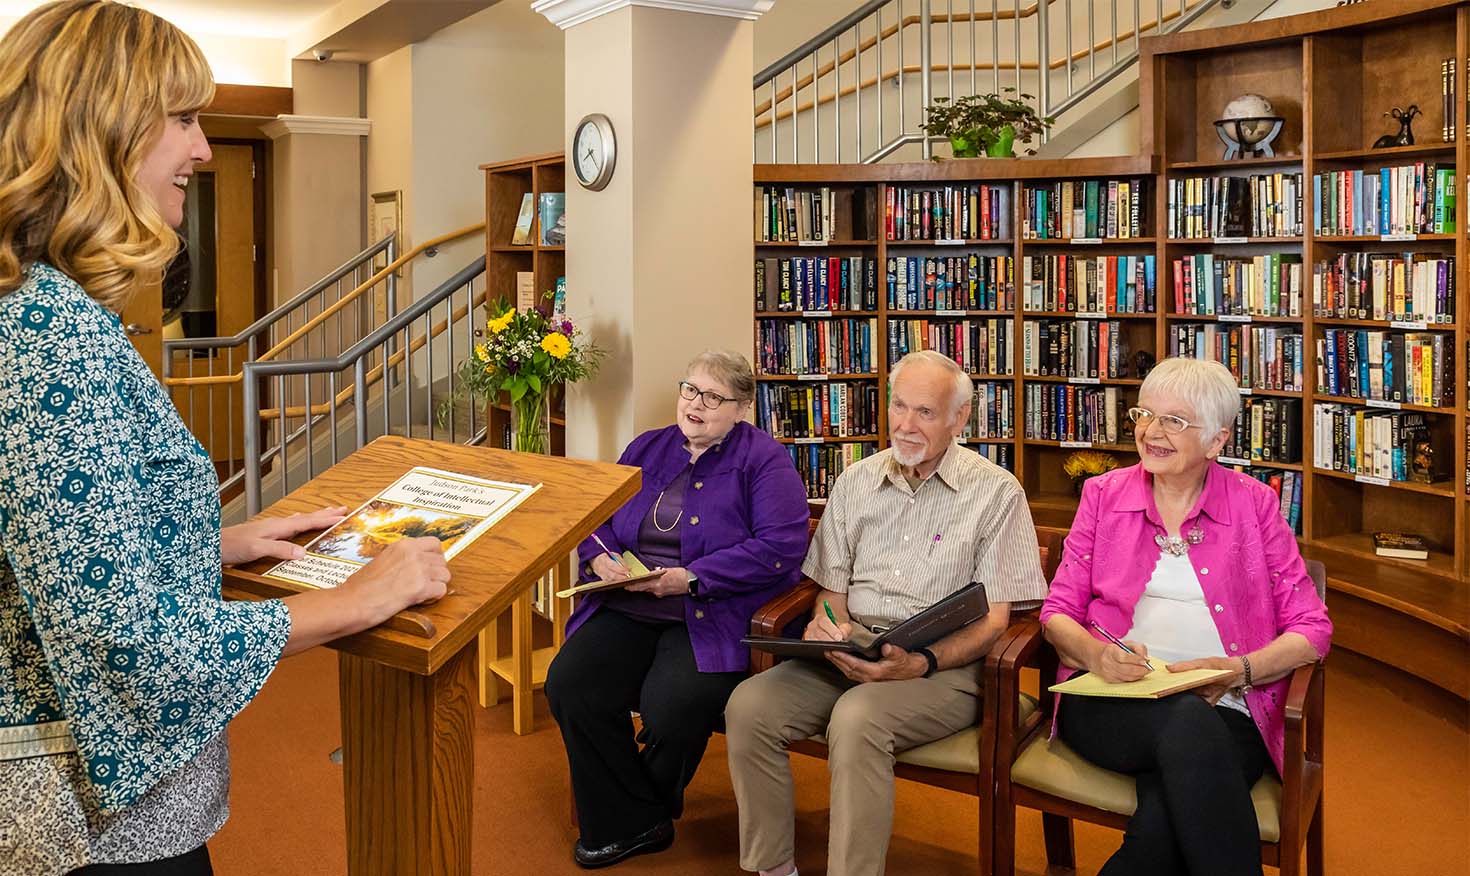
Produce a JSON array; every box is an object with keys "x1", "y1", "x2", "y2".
[{"x1": 1124, "y1": 549, "x2": 1250, "y2": 716}]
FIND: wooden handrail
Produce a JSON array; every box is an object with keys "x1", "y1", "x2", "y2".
[
  {"x1": 754, "y1": 2, "x2": 1201, "y2": 130},
  {"x1": 257, "y1": 287, "x2": 488, "y2": 422},
  {"x1": 163, "y1": 222, "x2": 485, "y2": 388}
]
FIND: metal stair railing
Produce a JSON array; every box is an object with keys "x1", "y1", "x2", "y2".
[
  {"x1": 241, "y1": 255, "x2": 488, "y2": 516},
  {"x1": 754, "y1": 0, "x2": 1221, "y2": 164}
]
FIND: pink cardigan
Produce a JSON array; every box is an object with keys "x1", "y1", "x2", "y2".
[{"x1": 1039, "y1": 462, "x2": 1332, "y2": 774}]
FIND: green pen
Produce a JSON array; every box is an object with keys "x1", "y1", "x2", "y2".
[{"x1": 823, "y1": 599, "x2": 838, "y2": 625}]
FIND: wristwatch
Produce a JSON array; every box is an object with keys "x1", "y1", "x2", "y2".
[
  {"x1": 915, "y1": 647, "x2": 939, "y2": 678},
  {"x1": 686, "y1": 571, "x2": 699, "y2": 597}
]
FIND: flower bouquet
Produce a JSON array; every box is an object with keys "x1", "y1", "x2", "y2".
[
  {"x1": 1062, "y1": 450, "x2": 1119, "y2": 495},
  {"x1": 444, "y1": 296, "x2": 603, "y2": 454}
]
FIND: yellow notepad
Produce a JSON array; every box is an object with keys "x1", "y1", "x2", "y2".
[
  {"x1": 1048, "y1": 659, "x2": 1236, "y2": 699},
  {"x1": 555, "y1": 550, "x2": 657, "y2": 598}
]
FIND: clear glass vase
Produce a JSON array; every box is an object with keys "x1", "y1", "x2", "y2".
[{"x1": 510, "y1": 391, "x2": 551, "y2": 455}]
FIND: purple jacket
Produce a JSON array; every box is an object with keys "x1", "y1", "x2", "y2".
[
  {"x1": 1040, "y1": 463, "x2": 1332, "y2": 775},
  {"x1": 567, "y1": 422, "x2": 809, "y2": 673}
]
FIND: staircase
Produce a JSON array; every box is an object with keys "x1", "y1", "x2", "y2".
[{"x1": 753, "y1": 0, "x2": 1280, "y2": 164}]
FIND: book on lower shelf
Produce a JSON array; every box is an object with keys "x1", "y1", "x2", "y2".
[
  {"x1": 1316, "y1": 329, "x2": 1453, "y2": 406},
  {"x1": 1312, "y1": 252, "x2": 1455, "y2": 323},
  {"x1": 888, "y1": 317, "x2": 1013, "y2": 376},
  {"x1": 1021, "y1": 319, "x2": 1130, "y2": 379},
  {"x1": 964, "y1": 382, "x2": 1015, "y2": 441},
  {"x1": 757, "y1": 317, "x2": 876, "y2": 375},
  {"x1": 1024, "y1": 384, "x2": 1123, "y2": 445},
  {"x1": 965, "y1": 442, "x2": 1014, "y2": 471},
  {"x1": 1218, "y1": 465, "x2": 1303, "y2": 535},
  {"x1": 757, "y1": 185, "x2": 874, "y2": 242},
  {"x1": 787, "y1": 441, "x2": 878, "y2": 499},
  {"x1": 886, "y1": 253, "x2": 1015, "y2": 311},
  {"x1": 1169, "y1": 324, "x2": 1305, "y2": 392},
  {"x1": 1172, "y1": 253, "x2": 1302, "y2": 317},
  {"x1": 1221, "y1": 398, "x2": 1303, "y2": 464},
  {"x1": 756, "y1": 380, "x2": 879, "y2": 440},
  {"x1": 1373, "y1": 531, "x2": 1430, "y2": 560},
  {"x1": 1023, "y1": 253, "x2": 1156, "y2": 314},
  {"x1": 886, "y1": 183, "x2": 1011, "y2": 241},
  {"x1": 1312, "y1": 404, "x2": 1450, "y2": 483},
  {"x1": 756, "y1": 255, "x2": 877, "y2": 311}
]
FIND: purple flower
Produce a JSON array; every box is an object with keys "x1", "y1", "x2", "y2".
[
  {"x1": 506, "y1": 358, "x2": 520, "y2": 374},
  {"x1": 560, "y1": 319, "x2": 574, "y2": 336}
]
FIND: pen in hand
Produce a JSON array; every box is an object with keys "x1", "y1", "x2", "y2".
[
  {"x1": 1090, "y1": 620, "x2": 1137, "y2": 655},
  {"x1": 590, "y1": 533, "x2": 627, "y2": 571}
]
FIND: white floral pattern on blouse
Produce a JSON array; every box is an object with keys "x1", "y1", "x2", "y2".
[{"x1": 0, "y1": 264, "x2": 291, "y2": 867}]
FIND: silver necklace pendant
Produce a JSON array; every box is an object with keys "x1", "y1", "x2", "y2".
[{"x1": 1154, "y1": 525, "x2": 1204, "y2": 557}]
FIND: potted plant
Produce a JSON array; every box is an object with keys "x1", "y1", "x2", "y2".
[
  {"x1": 919, "y1": 89, "x2": 1056, "y2": 158},
  {"x1": 442, "y1": 295, "x2": 604, "y2": 454}
]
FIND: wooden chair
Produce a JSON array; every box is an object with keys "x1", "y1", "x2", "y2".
[
  {"x1": 745, "y1": 528, "x2": 1067, "y2": 876},
  {"x1": 990, "y1": 559, "x2": 1328, "y2": 876}
]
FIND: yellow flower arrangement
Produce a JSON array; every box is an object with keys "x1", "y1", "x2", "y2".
[
  {"x1": 1063, "y1": 450, "x2": 1118, "y2": 493},
  {"x1": 486, "y1": 311, "x2": 514, "y2": 334},
  {"x1": 540, "y1": 332, "x2": 571, "y2": 359}
]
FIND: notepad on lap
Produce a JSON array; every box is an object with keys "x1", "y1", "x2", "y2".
[
  {"x1": 555, "y1": 550, "x2": 661, "y2": 598},
  {"x1": 1048, "y1": 659, "x2": 1235, "y2": 699}
]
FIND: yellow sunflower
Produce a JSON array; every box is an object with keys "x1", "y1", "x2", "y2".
[
  {"x1": 487, "y1": 311, "x2": 514, "y2": 334},
  {"x1": 540, "y1": 332, "x2": 571, "y2": 359}
]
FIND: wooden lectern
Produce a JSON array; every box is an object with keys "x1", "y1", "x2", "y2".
[{"x1": 223, "y1": 436, "x2": 638, "y2": 876}]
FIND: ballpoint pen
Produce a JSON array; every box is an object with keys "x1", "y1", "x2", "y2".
[
  {"x1": 1090, "y1": 619, "x2": 1137, "y2": 655},
  {"x1": 590, "y1": 532, "x2": 627, "y2": 570}
]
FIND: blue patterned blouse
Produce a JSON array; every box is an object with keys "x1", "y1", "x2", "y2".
[{"x1": 0, "y1": 263, "x2": 291, "y2": 813}]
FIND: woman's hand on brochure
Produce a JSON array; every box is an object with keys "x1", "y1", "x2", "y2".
[
  {"x1": 1090, "y1": 638, "x2": 1153, "y2": 683},
  {"x1": 220, "y1": 506, "x2": 348, "y2": 565},
  {"x1": 591, "y1": 552, "x2": 631, "y2": 582},
  {"x1": 341, "y1": 536, "x2": 452, "y2": 624}
]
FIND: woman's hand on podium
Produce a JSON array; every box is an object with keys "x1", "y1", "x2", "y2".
[
  {"x1": 283, "y1": 536, "x2": 450, "y2": 655},
  {"x1": 221, "y1": 506, "x2": 349, "y2": 565}
]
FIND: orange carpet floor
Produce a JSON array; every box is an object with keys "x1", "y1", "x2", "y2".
[{"x1": 212, "y1": 648, "x2": 1468, "y2": 876}]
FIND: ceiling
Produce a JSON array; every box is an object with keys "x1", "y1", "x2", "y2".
[{"x1": 0, "y1": 0, "x2": 341, "y2": 38}]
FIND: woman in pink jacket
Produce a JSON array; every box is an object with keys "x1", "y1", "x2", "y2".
[{"x1": 1039, "y1": 356, "x2": 1331, "y2": 876}]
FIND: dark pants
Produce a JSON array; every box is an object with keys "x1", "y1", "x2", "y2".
[
  {"x1": 544, "y1": 610, "x2": 745, "y2": 846},
  {"x1": 1059, "y1": 692, "x2": 1272, "y2": 876},
  {"x1": 68, "y1": 845, "x2": 211, "y2": 876}
]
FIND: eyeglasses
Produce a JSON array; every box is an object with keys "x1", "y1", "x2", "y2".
[
  {"x1": 1127, "y1": 406, "x2": 1200, "y2": 435},
  {"x1": 679, "y1": 381, "x2": 738, "y2": 408}
]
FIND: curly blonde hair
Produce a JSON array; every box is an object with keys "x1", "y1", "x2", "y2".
[{"x1": 0, "y1": 0, "x2": 214, "y2": 310}]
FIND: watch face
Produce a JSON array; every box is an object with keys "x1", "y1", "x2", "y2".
[{"x1": 575, "y1": 123, "x2": 602, "y2": 183}]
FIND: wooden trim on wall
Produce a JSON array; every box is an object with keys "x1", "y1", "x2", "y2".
[
  {"x1": 207, "y1": 84, "x2": 293, "y2": 118},
  {"x1": 1140, "y1": 0, "x2": 1459, "y2": 56}
]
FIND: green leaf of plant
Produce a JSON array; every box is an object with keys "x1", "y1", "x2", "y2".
[
  {"x1": 508, "y1": 380, "x2": 527, "y2": 402},
  {"x1": 526, "y1": 374, "x2": 541, "y2": 394}
]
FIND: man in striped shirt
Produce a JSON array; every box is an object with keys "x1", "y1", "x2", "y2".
[{"x1": 725, "y1": 350, "x2": 1048, "y2": 876}]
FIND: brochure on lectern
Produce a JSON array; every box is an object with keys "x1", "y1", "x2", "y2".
[{"x1": 265, "y1": 466, "x2": 543, "y2": 589}]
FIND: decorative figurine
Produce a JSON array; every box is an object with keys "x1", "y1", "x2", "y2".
[
  {"x1": 1214, "y1": 94, "x2": 1286, "y2": 159},
  {"x1": 1371, "y1": 105, "x2": 1421, "y2": 148},
  {"x1": 1131, "y1": 350, "x2": 1157, "y2": 380}
]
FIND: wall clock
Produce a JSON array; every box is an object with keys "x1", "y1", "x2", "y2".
[{"x1": 572, "y1": 113, "x2": 616, "y2": 191}]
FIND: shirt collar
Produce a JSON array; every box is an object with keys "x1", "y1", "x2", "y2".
[
  {"x1": 882, "y1": 443, "x2": 965, "y2": 493},
  {"x1": 1115, "y1": 461, "x2": 1232, "y2": 526}
]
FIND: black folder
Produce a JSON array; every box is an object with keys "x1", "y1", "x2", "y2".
[{"x1": 742, "y1": 581, "x2": 989, "y2": 661}]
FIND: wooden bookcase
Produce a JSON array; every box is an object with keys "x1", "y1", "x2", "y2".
[
  {"x1": 478, "y1": 151, "x2": 571, "y2": 731},
  {"x1": 753, "y1": 0, "x2": 1468, "y2": 697}
]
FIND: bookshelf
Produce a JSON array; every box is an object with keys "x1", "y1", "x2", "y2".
[
  {"x1": 752, "y1": 0, "x2": 1468, "y2": 697},
  {"x1": 478, "y1": 151, "x2": 571, "y2": 727}
]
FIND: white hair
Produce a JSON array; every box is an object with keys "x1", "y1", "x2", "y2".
[
  {"x1": 687, "y1": 349, "x2": 755, "y2": 400},
  {"x1": 888, "y1": 350, "x2": 973, "y2": 416},
  {"x1": 1139, "y1": 356, "x2": 1240, "y2": 444}
]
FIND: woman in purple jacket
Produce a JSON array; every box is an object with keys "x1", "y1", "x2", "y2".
[
  {"x1": 1040, "y1": 357, "x2": 1331, "y2": 876},
  {"x1": 546, "y1": 350, "x2": 809, "y2": 870}
]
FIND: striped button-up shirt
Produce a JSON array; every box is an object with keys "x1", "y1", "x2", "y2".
[{"x1": 802, "y1": 444, "x2": 1048, "y2": 628}]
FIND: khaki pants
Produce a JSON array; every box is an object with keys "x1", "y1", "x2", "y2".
[{"x1": 723, "y1": 650, "x2": 981, "y2": 876}]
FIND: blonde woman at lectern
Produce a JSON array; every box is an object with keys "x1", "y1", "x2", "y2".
[{"x1": 0, "y1": 3, "x2": 448, "y2": 873}]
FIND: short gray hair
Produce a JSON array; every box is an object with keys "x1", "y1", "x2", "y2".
[
  {"x1": 889, "y1": 350, "x2": 973, "y2": 416},
  {"x1": 687, "y1": 349, "x2": 755, "y2": 401},
  {"x1": 1139, "y1": 356, "x2": 1240, "y2": 443}
]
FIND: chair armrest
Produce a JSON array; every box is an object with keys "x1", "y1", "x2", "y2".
[
  {"x1": 1282, "y1": 660, "x2": 1325, "y2": 767},
  {"x1": 747, "y1": 579, "x2": 819, "y2": 674}
]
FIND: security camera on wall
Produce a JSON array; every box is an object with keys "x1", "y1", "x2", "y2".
[{"x1": 312, "y1": 48, "x2": 334, "y2": 62}]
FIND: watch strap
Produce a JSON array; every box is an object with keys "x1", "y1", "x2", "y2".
[{"x1": 915, "y1": 647, "x2": 939, "y2": 678}]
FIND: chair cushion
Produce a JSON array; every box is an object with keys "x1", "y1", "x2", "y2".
[
  {"x1": 1012, "y1": 733, "x2": 1284, "y2": 842},
  {"x1": 808, "y1": 695, "x2": 1041, "y2": 776}
]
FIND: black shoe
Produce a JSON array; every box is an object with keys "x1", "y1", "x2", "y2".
[{"x1": 573, "y1": 820, "x2": 675, "y2": 869}]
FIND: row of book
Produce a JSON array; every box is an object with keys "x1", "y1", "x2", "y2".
[
  {"x1": 1024, "y1": 384, "x2": 1122, "y2": 445},
  {"x1": 886, "y1": 318, "x2": 1015, "y2": 376},
  {"x1": 788, "y1": 442, "x2": 878, "y2": 499},
  {"x1": 1221, "y1": 465, "x2": 1302, "y2": 535},
  {"x1": 1166, "y1": 173, "x2": 1305, "y2": 239},
  {"x1": 885, "y1": 184, "x2": 1010, "y2": 241},
  {"x1": 755, "y1": 256, "x2": 878, "y2": 312},
  {"x1": 1171, "y1": 253, "x2": 1303, "y2": 318},
  {"x1": 1312, "y1": 405, "x2": 1447, "y2": 484},
  {"x1": 1021, "y1": 320, "x2": 1132, "y2": 380},
  {"x1": 965, "y1": 382, "x2": 1015, "y2": 440},
  {"x1": 756, "y1": 186, "x2": 867, "y2": 242},
  {"x1": 1168, "y1": 324, "x2": 1306, "y2": 393},
  {"x1": 1021, "y1": 179, "x2": 1148, "y2": 240},
  {"x1": 1440, "y1": 57, "x2": 1459, "y2": 142},
  {"x1": 966, "y1": 442, "x2": 1014, "y2": 471},
  {"x1": 1021, "y1": 254, "x2": 1158, "y2": 314},
  {"x1": 1220, "y1": 398, "x2": 1303, "y2": 465},
  {"x1": 1317, "y1": 330, "x2": 1453, "y2": 407},
  {"x1": 1312, "y1": 165, "x2": 1455, "y2": 237},
  {"x1": 886, "y1": 254, "x2": 1016, "y2": 311},
  {"x1": 755, "y1": 381, "x2": 879, "y2": 440},
  {"x1": 1311, "y1": 253, "x2": 1455, "y2": 323},
  {"x1": 757, "y1": 317, "x2": 877, "y2": 375}
]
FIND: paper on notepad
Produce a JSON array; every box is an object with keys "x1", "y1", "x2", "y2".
[
  {"x1": 1048, "y1": 659, "x2": 1236, "y2": 699},
  {"x1": 555, "y1": 550, "x2": 658, "y2": 598}
]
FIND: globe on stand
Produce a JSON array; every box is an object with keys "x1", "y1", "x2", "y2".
[{"x1": 1214, "y1": 93, "x2": 1285, "y2": 159}]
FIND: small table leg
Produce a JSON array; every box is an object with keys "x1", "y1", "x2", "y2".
[
  {"x1": 511, "y1": 591, "x2": 534, "y2": 735},
  {"x1": 339, "y1": 644, "x2": 476, "y2": 876}
]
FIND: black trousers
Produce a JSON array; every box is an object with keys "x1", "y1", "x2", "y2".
[
  {"x1": 544, "y1": 610, "x2": 745, "y2": 846},
  {"x1": 68, "y1": 845, "x2": 212, "y2": 876},
  {"x1": 1059, "y1": 692, "x2": 1272, "y2": 876}
]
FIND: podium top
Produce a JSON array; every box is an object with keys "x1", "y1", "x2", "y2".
[{"x1": 223, "y1": 435, "x2": 640, "y2": 675}]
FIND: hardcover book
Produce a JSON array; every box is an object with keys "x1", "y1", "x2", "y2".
[
  {"x1": 1372, "y1": 531, "x2": 1430, "y2": 560},
  {"x1": 538, "y1": 192, "x2": 566, "y2": 246},
  {"x1": 510, "y1": 193, "x2": 535, "y2": 245}
]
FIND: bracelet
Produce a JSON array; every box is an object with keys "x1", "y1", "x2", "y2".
[
  {"x1": 1238, "y1": 654, "x2": 1254, "y2": 693},
  {"x1": 915, "y1": 647, "x2": 939, "y2": 678}
]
